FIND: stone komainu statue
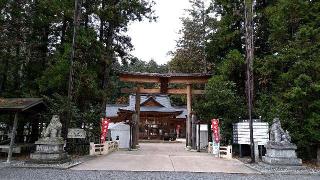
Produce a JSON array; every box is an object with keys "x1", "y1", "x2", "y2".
[
  {"x1": 263, "y1": 118, "x2": 302, "y2": 165},
  {"x1": 42, "y1": 115, "x2": 62, "y2": 139},
  {"x1": 270, "y1": 118, "x2": 291, "y2": 144}
]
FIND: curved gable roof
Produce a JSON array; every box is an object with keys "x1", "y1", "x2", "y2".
[{"x1": 140, "y1": 96, "x2": 164, "y2": 107}]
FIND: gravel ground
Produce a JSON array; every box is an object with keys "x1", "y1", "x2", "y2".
[
  {"x1": 245, "y1": 162, "x2": 320, "y2": 175},
  {"x1": 237, "y1": 157, "x2": 320, "y2": 175},
  {"x1": 0, "y1": 168, "x2": 319, "y2": 180},
  {"x1": 0, "y1": 156, "x2": 95, "y2": 169}
]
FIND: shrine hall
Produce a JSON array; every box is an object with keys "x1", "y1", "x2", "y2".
[
  {"x1": 108, "y1": 72, "x2": 210, "y2": 148},
  {"x1": 106, "y1": 94, "x2": 187, "y2": 140}
]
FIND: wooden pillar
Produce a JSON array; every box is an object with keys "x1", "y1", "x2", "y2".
[
  {"x1": 7, "y1": 113, "x2": 19, "y2": 163},
  {"x1": 186, "y1": 84, "x2": 192, "y2": 147},
  {"x1": 134, "y1": 84, "x2": 141, "y2": 148}
]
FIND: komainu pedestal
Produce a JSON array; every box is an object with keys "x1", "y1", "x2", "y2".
[
  {"x1": 263, "y1": 142, "x2": 302, "y2": 165},
  {"x1": 30, "y1": 115, "x2": 69, "y2": 163},
  {"x1": 262, "y1": 118, "x2": 302, "y2": 166}
]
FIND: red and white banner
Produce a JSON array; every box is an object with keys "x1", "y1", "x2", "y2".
[
  {"x1": 211, "y1": 119, "x2": 220, "y2": 143},
  {"x1": 100, "y1": 118, "x2": 110, "y2": 143}
]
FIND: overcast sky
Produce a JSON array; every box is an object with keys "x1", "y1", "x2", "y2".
[{"x1": 127, "y1": 0, "x2": 192, "y2": 65}]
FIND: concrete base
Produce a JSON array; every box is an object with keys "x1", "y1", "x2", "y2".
[
  {"x1": 262, "y1": 142, "x2": 302, "y2": 166},
  {"x1": 262, "y1": 156, "x2": 302, "y2": 166},
  {"x1": 30, "y1": 152, "x2": 69, "y2": 164},
  {"x1": 30, "y1": 139, "x2": 69, "y2": 163}
]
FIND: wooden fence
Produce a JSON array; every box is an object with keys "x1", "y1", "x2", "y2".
[
  {"x1": 89, "y1": 141, "x2": 119, "y2": 156},
  {"x1": 220, "y1": 145, "x2": 232, "y2": 159}
]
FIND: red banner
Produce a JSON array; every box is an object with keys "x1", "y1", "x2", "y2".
[
  {"x1": 211, "y1": 119, "x2": 220, "y2": 143},
  {"x1": 100, "y1": 118, "x2": 110, "y2": 143}
]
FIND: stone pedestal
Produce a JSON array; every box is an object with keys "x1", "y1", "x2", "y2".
[
  {"x1": 262, "y1": 142, "x2": 302, "y2": 166},
  {"x1": 30, "y1": 138, "x2": 69, "y2": 163}
]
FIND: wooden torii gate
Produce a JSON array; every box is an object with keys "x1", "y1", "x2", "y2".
[{"x1": 119, "y1": 72, "x2": 211, "y2": 149}]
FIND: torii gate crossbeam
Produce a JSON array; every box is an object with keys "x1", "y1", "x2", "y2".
[{"x1": 119, "y1": 72, "x2": 211, "y2": 149}]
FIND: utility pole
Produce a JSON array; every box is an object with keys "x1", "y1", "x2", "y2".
[
  {"x1": 245, "y1": 0, "x2": 255, "y2": 163},
  {"x1": 66, "y1": 0, "x2": 81, "y2": 138}
]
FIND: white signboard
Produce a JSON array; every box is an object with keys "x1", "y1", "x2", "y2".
[
  {"x1": 68, "y1": 128, "x2": 86, "y2": 139},
  {"x1": 233, "y1": 122, "x2": 269, "y2": 145},
  {"x1": 196, "y1": 124, "x2": 208, "y2": 149},
  {"x1": 212, "y1": 141, "x2": 220, "y2": 157}
]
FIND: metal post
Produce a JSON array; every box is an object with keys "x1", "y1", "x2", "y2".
[
  {"x1": 239, "y1": 144, "x2": 243, "y2": 158},
  {"x1": 254, "y1": 141, "x2": 259, "y2": 161},
  {"x1": 129, "y1": 121, "x2": 132, "y2": 151},
  {"x1": 7, "y1": 113, "x2": 18, "y2": 163},
  {"x1": 197, "y1": 121, "x2": 200, "y2": 152},
  {"x1": 191, "y1": 114, "x2": 197, "y2": 149}
]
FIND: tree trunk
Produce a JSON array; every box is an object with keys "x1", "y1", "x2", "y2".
[
  {"x1": 100, "y1": 18, "x2": 114, "y2": 117},
  {"x1": 41, "y1": 25, "x2": 49, "y2": 69},
  {"x1": 99, "y1": 1, "x2": 105, "y2": 42},
  {"x1": 317, "y1": 145, "x2": 320, "y2": 166},
  {"x1": 65, "y1": 0, "x2": 81, "y2": 139},
  {"x1": 15, "y1": 45, "x2": 21, "y2": 93},
  {"x1": 100, "y1": 57, "x2": 111, "y2": 118},
  {"x1": 245, "y1": 0, "x2": 255, "y2": 163},
  {"x1": 61, "y1": 16, "x2": 67, "y2": 45},
  {"x1": 0, "y1": 49, "x2": 9, "y2": 93}
]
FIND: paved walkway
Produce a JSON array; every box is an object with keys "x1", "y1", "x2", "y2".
[{"x1": 72, "y1": 143, "x2": 257, "y2": 173}]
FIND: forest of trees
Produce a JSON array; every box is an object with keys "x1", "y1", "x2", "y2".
[
  {"x1": 0, "y1": 0, "x2": 319, "y2": 160},
  {"x1": 169, "y1": 0, "x2": 320, "y2": 160}
]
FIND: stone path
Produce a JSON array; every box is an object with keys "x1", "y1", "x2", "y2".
[{"x1": 72, "y1": 143, "x2": 257, "y2": 173}]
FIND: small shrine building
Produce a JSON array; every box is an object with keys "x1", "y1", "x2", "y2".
[{"x1": 106, "y1": 94, "x2": 187, "y2": 140}]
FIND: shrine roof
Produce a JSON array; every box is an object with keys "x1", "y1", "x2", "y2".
[
  {"x1": 105, "y1": 95, "x2": 187, "y2": 118},
  {"x1": 173, "y1": 106, "x2": 188, "y2": 119},
  {"x1": 119, "y1": 106, "x2": 182, "y2": 114},
  {"x1": 106, "y1": 104, "x2": 127, "y2": 117},
  {"x1": 0, "y1": 98, "x2": 44, "y2": 112}
]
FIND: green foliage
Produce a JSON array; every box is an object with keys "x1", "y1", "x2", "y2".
[
  {"x1": 168, "y1": 0, "x2": 213, "y2": 73},
  {"x1": 1, "y1": 0, "x2": 319, "y2": 160},
  {"x1": 122, "y1": 59, "x2": 168, "y2": 73},
  {"x1": 188, "y1": 0, "x2": 320, "y2": 159},
  {"x1": 38, "y1": 45, "x2": 71, "y2": 94},
  {"x1": 0, "y1": 0, "x2": 156, "y2": 145},
  {"x1": 195, "y1": 76, "x2": 244, "y2": 144},
  {"x1": 254, "y1": 0, "x2": 320, "y2": 159}
]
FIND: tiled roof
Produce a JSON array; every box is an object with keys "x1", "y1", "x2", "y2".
[
  {"x1": 173, "y1": 106, "x2": 188, "y2": 118},
  {"x1": 106, "y1": 95, "x2": 187, "y2": 119},
  {"x1": 120, "y1": 106, "x2": 182, "y2": 114},
  {"x1": 106, "y1": 104, "x2": 127, "y2": 117},
  {"x1": 0, "y1": 98, "x2": 44, "y2": 112},
  {"x1": 129, "y1": 94, "x2": 171, "y2": 108}
]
